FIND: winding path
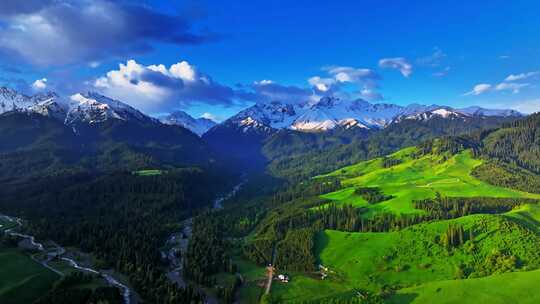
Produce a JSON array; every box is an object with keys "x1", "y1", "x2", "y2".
[
  {"x1": 1, "y1": 215, "x2": 132, "y2": 304},
  {"x1": 416, "y1": 178, "x2": 461, "y2": 188}
]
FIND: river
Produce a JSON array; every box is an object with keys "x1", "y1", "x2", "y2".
[
  {"x1": 1, "y1": 215, "x2": 133, "y2": 304},
  {"x1": 163, "y1": 178, "x2": 246, "y2": 303}
]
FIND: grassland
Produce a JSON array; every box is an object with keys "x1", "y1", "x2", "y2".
[
  {"x1": 318, "y1": 148, "x2": 540, "y2": 215},
  {"x1": 132, "y1": 169, "x2": 163, "y2": 176},
  {"x1": 269, "y1": 147, "x2": 540, "y2": 303},
  {"x1": 0, "y1": 248, "x2": 60, "y2": 304},
  {"x1": 272, "y1": 210, "x2": 540, "y2": 303},
  {"x1": 389, "y1": 269, "x2": 540, "y2": 304}
]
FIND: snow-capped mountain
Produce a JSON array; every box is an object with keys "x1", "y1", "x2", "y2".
[
  {"x1": 216, "y1": 97, "x2": 521, "y2": 132},
  {"x1": 219, "y1": 96, "x2": 522, "y2": 133},
  {"x1": 30, "y1": 95, "x2": 70, "y2": 121},
  {"x1": 0, "y1": 87, "x2": 155, "y2": 127},
  {"x1": 0, "y1": 87, "x2": 62, "y2": 115},
  {"x1": 159, "y1": 111, "x2": 216, "y2": 136},
  {"x1": 394, "y1": 108, "x2": 470, "y2": 123},
  {"x1": 65, "y1": 92, "x2": 155, "y2": 126}
]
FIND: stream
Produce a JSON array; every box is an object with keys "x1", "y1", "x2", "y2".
[
  {"x1": 163, "y1": 178, "x2": 246, "y2": 303},
  {"x1": 1, "y1": 215, "x2": 133, "y2": 304},
  {"x1": 0, "y1": 178, "x2": 246, "y2": 304}
]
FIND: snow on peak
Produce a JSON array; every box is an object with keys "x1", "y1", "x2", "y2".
[
  {"x1": 65, "y1": 92, "x2": 152, "y2": 125},
  {"x1": 0, "y1": 87, "x2": 65, "y2": 117},
  {"x1": 432, "y1": 108, "x2": 459, "y2": 118},
  {"x1": 159, "y1": 110, "x2": 216, "y2": 136},
  {"x1": 221, "y1": 95, "x2": 523, "y2": 133},
  {"x1": 398, "y1": 107, "x2": 469, "y2": 122}
]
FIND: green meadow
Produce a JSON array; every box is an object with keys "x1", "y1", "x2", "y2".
[
  {"x1": 269, "y1": 147, "x2": 540, "y2": 303},
  {"x1": 0, "y1": 248, "x2": 60, "y2": 304},
  {"x1": 132, "y1": 169, "x2": 163, "y2": 176},
  {"x1": 318, "y1": 148, "x2": 540, "y2": 215},
  {"x1": 389, "y1": 269, "x2": 540, "y2": 304}
]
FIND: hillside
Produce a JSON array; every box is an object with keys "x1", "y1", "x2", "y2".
[
  {"x1": 265, "y1": 114, "x2": 517, "y2": 180},
  {"x1": 223, "y1": 121, "x2": 540, "y2": 303},
  {"x1": 0, "y1": 110, "x2": 217, "y2": 180}
]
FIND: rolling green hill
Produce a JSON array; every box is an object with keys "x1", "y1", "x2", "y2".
[
  {"x1": 389, "y1": 268, "x2": 540, "y2": 304},
  {"x1": 317, "y1": 147, "x2": 540, "y2": 215},
  {"x1": 246, "y1": 143, "x2": 540, "y2": 303}
]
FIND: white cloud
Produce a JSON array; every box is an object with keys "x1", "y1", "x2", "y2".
[
  {"x1": 491, "y1": 99, "x2": 540, "y2": 114},
  {"x1": 308, "y1": 66, "x2": 382, "y2": 101},
  {"x1": 464, "y1": 83, "x2": 492, "y2": 96},
  {"x1": 94, "y1": 59, "x2": 237, "y2": 113},
  {"x1": 95, "y1": 60, "x2": 170, "y2": 104},
  {"x1": 32, "y1": 77, "x2": 47, "y2": 90},
  {"x1": 254, "y1": 79, "x2": 274, "y2": 85},
  {"x1": 495, "y1": 82, "x2": 529, "y2": 93},
  {"x1": 169, "y1": 61, "x2": 196, "y2": 81},
  {"x1": 324, "y1": 66, "x2": 379, "y2": 84},
  {"x1": 509, "y1": 99, "x2": 540, "y2": 114},
  {"x1": 201, "y1": 112, "x2": 218, "y2": 121},
  {"x1": 359, "y1": 88, "x2": 383, "y2": 101},
  {"x1": 504, "y1": 71, "x2": 540, "y2": 82},
  {"x1": 308, "y1": 76, "x2": 336, "y2": 93},
  {"x1": 378, "y1": 57, "x2": 413, "y2": 77}
]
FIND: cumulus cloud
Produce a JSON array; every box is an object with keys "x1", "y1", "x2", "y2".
[
  {"x1": 504, "y1": 71, "x2": 540, "y2": 82},
  {"x1": 0, "y1": 0, "x2": 216, "y2": 66},
  {"x1": 308, "y1": 76, "x2": 337, "y2": 93},
  {"x1": 308, "y1": 66, "x2": 382, "y2": 101},
  {"x1": 378, "y1": 57, "x2": 413, "y2": 77},
  {"x1": 32, "y1": 78, "x2": 48, "y2": 90},
  {"x1": 94, "y1": 59, "x2": 239, "y2": 113},
  {"x1": 464, "y1": 83, "x2": 492, "y2": 96}
]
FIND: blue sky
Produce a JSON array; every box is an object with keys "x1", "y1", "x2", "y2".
[{"x1": 0, "y1": 0, "x2": 539, "y2": 120}]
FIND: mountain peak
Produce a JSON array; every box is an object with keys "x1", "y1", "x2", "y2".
[
  {"x1": 159, "y1": 110, "x2": 217, "y2": 136},
  {"x1": 311, "y1": 96, "x2": 340, "y2": 109},
  {"x1": 398, "y1": 107, "x2": 469, "y2": 122},
  {"x1": 66, "y1": 92, "x2": 153, "y2": 126}
]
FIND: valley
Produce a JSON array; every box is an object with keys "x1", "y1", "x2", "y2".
[
  {"x1": 0, "y1": 215, "x2": 132, "y2": 304},
  {"x1": 0, "y1": 90, "x2": 538, "y2": 304},
  {"x1": 1, "y1": 2, "x2": 539, "y2": 303}
]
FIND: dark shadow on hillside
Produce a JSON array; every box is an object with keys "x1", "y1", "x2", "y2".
[
  {"x1": 313, "y1": 231, "x2": 330, "y2": 264},
  {"x1": 388, "y1": 292, "x2": 419, "y2": 304}
]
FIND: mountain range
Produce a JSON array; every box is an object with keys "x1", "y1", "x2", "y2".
[
  {"x1": 212, "y1": 96, "x2": 521, "y2": 134},
  {"x1": 1, "y1": 87, "x2": 522, "y2": 137},
  {"x1": 0, "y1": 86, "x2": 526, "y2": 178},
  {"x1": 0, "y1": 87, "x2": 217, "y2": 136}
]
